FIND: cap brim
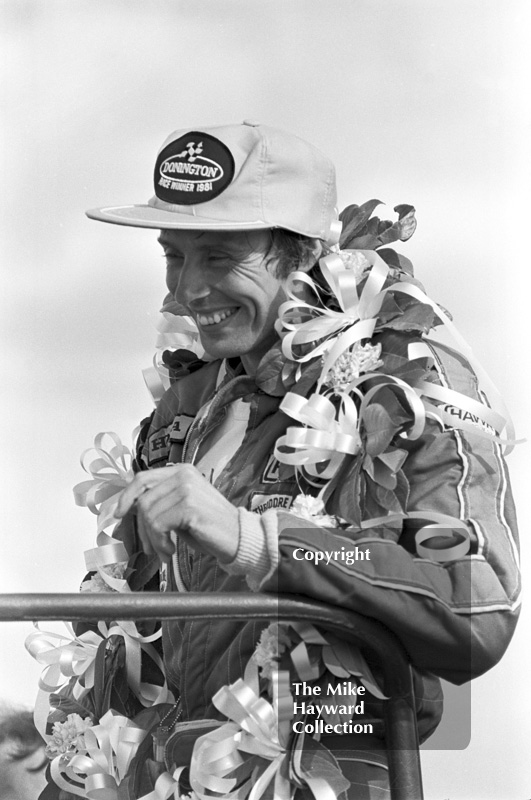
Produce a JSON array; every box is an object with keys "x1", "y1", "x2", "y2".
[{"x1": 86, "y1": 204, "x2": 272, "y2": 231}]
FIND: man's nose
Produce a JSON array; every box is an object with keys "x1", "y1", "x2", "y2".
[{"x1": 174, "y1": 259, "x2": 209, "y2": 305}]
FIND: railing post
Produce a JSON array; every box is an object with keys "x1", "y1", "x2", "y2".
[
  {"x1": 384, "y1": 671, "x2": 424, "y2": 800},
  {"x1": 0, "y1": 593, "x2": 424, "y2": 800}
]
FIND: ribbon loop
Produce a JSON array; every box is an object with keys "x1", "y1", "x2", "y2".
[
  {"x1": 275, "y1": 245, "x2": 517, "y2": 514},
  {"x1": 73, "y1": 432, "x2": 135, "y2": 537},
  {"x1": 50, "y1": 710, "x2": 149, "y2": 800},
  {"x1": 187, "y1": 664, "x2": 346, "y2": 800}
]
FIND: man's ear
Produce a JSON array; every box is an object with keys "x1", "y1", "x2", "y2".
[
  {"x1": 297, "y1": 238, "x2": 324, "y2": 273},
  {"x1": 285, "y1": 239, "x2": 323, "y2": 303}
]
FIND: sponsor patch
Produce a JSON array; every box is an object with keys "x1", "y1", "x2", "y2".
[
  {"x1": 250, "y1": 493, "x2": 293, "y2": 515},
  {"x1": 154, "y1": 132, "x2": 235, "y2": 206},
  {"x1": 147, "y1": 425, "x2": 171, "y2": 464},
  {"x1": 440, "y1": 404, "x2": 497, "y2": 435},
  {"x1": 168, "y1": 414, "x2": 195, "y2": 444},
  {"x1": 261, "y1": 454, "x2": 281, "y2": 484}
]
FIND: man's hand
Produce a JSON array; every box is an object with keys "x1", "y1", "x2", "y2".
[{"x1": 115, "y1": 465, "x2": 240, "y2": 564}]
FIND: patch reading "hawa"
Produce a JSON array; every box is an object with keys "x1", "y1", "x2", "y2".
[{"x1": 441, "y1": 404, "x2": 497, "y2": 435}]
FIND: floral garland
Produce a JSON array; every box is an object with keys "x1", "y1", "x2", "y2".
[
  {"x1": 47, "y1": 709, "x2": 150, "y2": 798},
  {"x1": 272, "y1": 201, "x2": 515, "y2": 559},
  {"x1": 136, "y1": 628, "x2": 381, "y2": 800},
  {"x1": 138, "y1": 616, "x2": 388, "y2": 800},
  {"x1": 26, "y1": 431, "x2": 175, "y2": 798},
  {"x1": 27, "y1": 201, "x2": 518, "y2": 799}
]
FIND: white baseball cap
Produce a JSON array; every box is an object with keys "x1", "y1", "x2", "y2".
[{"x1": 86, "y1": 121, "x2": 338, "y2": 240}]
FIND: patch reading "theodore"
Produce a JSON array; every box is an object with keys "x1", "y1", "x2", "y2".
[
  {"x1": 154, "y1": 132, "x2": 235, "y2": 205},
  {"x1": 250, "y1": 493, "x2": 293, "y2": 515}
]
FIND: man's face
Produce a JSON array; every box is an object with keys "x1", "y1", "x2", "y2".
[
  {"x1": 159, "y1": 229, "x2": 286, "y2": 372},
  {"x1": 0, "y1": 741, "x2": 47, "y2": 800}
]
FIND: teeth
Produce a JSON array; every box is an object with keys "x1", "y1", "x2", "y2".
[{"x1": 197, "y1": 308, "x2": 238, "y2": 327}]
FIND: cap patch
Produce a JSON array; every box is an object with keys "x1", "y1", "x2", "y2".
[{"x1": 154, "y1": 131, "x2": 235, "y2": 206}]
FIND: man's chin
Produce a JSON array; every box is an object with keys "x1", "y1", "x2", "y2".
[{"x1": 197, "y1": 336, "x2": 241, "y2": 362}]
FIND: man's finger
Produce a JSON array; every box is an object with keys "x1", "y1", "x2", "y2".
[
  {"x1": 135, "y1": 514, "x2": 155, "y2": 556},
  {"x1": 116, "y1": 470, "x2": 174, "y2": 517},
  {"x1": 136, "y1": 510, "x2": 174, "y2": 562}
]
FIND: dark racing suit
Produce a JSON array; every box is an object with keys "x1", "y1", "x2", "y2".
[{"x1": 130, "y1": 329, "x2": 520, "y2": 717}]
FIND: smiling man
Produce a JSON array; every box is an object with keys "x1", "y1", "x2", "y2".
[
  {"x1": 77, "y1": 122, "x2": 521, "y2": 799},
  {"x1": 158, "y1": 229, "x2": 290, "y2": 373}
]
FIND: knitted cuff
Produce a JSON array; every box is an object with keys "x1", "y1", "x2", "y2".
[{"x1": 221, "y1": 508, "x2": 279, "y2": 591}]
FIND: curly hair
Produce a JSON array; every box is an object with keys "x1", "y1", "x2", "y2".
[
  {"x1": 261, "y1": 227, "x2": 344, "y2": 314},
  {"x1": 264, "y1": 228, "x2": 323, "y2": 279}
]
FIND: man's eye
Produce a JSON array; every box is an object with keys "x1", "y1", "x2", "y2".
[
  {"x1": 208, "y1": 253, "x2": 233, "y2": 264},
  {"x1": 27, "y1": 755, "x2": 48, "y2": 773},
  {"x1": 163, "y1": 253, "x2": 184, "y2": 265}
]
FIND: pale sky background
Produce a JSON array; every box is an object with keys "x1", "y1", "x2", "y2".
[{"x1": 0, "y1": 2, "x2": 529, "y2": 798}]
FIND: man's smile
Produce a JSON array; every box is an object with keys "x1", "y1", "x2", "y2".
[{"x1": 195, "y1": 307, "x2": 240, "y2": 327}]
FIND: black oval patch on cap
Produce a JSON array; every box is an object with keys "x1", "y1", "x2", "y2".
[{"x1": 154, "y1": 131, "x2": 235, "y2": 206}]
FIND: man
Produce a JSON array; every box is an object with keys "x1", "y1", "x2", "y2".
[
  {"x1": 82, "y1": 122, "x2": 520, "y2": 798},
  {"x1": 0, "y1": 707, "x2": 47, "y2": 800}
]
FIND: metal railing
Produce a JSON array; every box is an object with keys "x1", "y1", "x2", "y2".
[{"x1": 0, "y1": 592, "x2": 423, "y2": 800}]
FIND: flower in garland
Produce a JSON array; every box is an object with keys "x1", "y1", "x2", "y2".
[
  {"x1": 323, "y1": 341, "x2": 383, "y2": 392},
  {"x1": 290, "y1": 493, "x2": 339, "y2": 527},
  {"x1": 80, "y1": 560, "x2": 128, "y2": 593},
  {"x1": 252, "y1": 623, "x2": 293, "y2": 682},
  {"x1": 337, "y1": 248, "x2": 371, "y2": 278},
  {"x1": 45, "y1": 713, "x2": 94, "y2": 760}
]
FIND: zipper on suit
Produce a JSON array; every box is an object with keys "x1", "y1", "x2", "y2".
[{"x1": 174, "y1": 371, "x2": 252, "y2": 590}]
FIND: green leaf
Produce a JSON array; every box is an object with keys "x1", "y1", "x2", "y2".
[
  {"x1": 379, "y1": 354, "x2": 412, "y2": 381},
  {"x1": 339, "y1": 200, "x2": 383, "y2": 246},
  {"x1": 377, "y1": 222, "x2": 400, "y2": 247},
  {"x1": 117, "y1": 705, "x2": 180, "y2": 800},
  {"x1": 393, "y1": 203, "x2": 415, "y2": 219},
  {"x1": 390, "y1": 359, "x2": 431, "y2": 389},
  {"x1": 362, "y1": 404, "x2": 403, "y2": 456},
  {"x1": 374, "y1": 331, "x2": 431, "y2": 384},
  {"x1": 364, "y1": 387, "x2": 412, "y2": 440},
  {"x1": 375, "y1": 328, "x2": 414, "y2": 358},
  {"x1": 364, "y1": 454, "x2": 397, "y2": 490},
  {"x1": 377, "y1": 219, "x2": 393, "y2": 235},
  {"x1": 380, "y1": 302, "x2": 436, "y2": 333},
  {"x1": 394, "y1": 468, "x2": 410, "y2": 511},
  {"x1": 375, "y1": 294, "x2": 438, "y2": 334},
  {"x1": 394, "y1": 205, "x2": 417, "y2": 238},
  {"x1": 338, "y1": 202, "x2": 360, "y2": 226},
  {"x1": 254, "y1": 346, "x2": 287, "y2": 396},
  {"x1": 394, "y1": 204, "x2": 415, "y2": 218},
  {"x1": 128, "y1": 552, "x2": 160, "y2": 591},
  {"x1": 378, "y1": 447, "x2": 408, "y2": 474},
  {"x1": 49, "y1": 692, "x2": 94, "y2": 720},
  {"x1": 381, "y1": 386, "x2": 415, "y2": 420},
  {"x1": 343, "y1": 232, "x2": 381, "y2": 250},
  {"x1": 330, "y1": 458, "x2": 363, "y2": 525},
  {"x1": 339, "y1": 201, "x2": 417, "y2": 252},
  {"x1": 361, "y1": 474, "x2": 387, "y2": 519},
  {"x1": 376, "y1": 213, "x2": 417, "y2": 247},
  {"x1": 365, "y1": 216, "x2": 381, "y2": 236},
  {"x1": 375, "y1": 293, "x2": 405, "y2": 322},
  {"x1": 377, "y1": 248, "x2": 415, "y2": 276},
  {"x1": 372, "y1": 482, "x2": 404, "y2": 514}
]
